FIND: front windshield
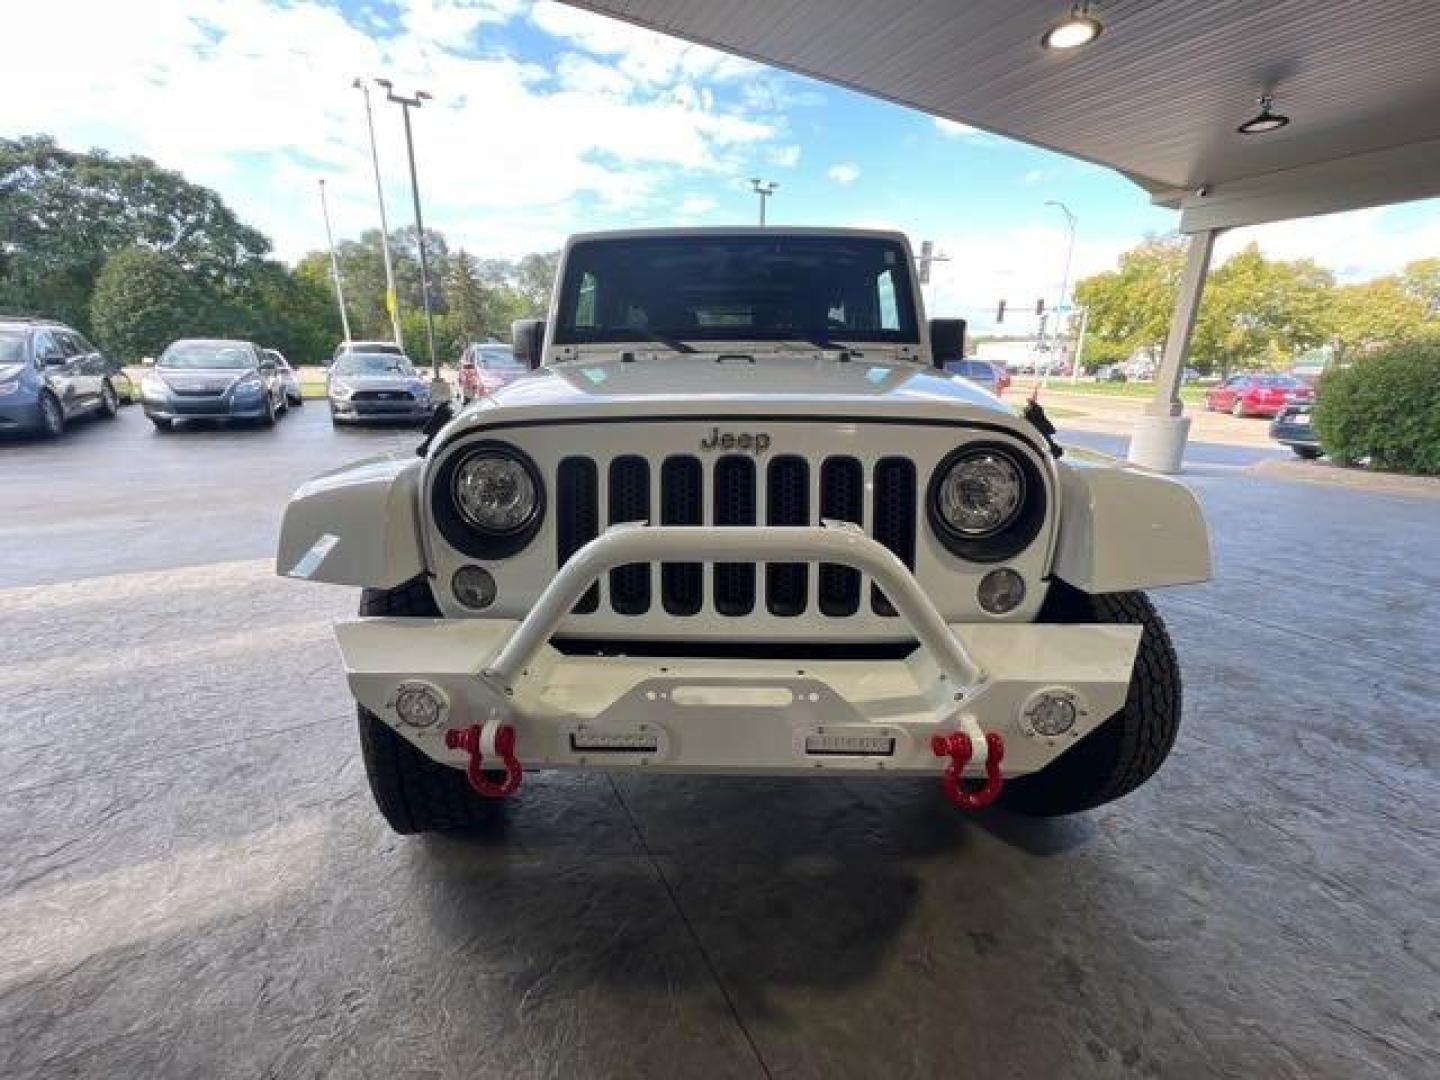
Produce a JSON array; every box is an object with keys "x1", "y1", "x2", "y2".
[
  {"x1": 554, "y1": 235, "x2": 920, "y2": 347},
  {"x1": 333, "y1": 353, "x2": 414, "y2": 377},
  {"x1": 159, "y1": 341, "x2": 255, "y2": 369},
  {"x1": 0, "y1": 330, "x2": 27, "y2": 366},
  {"x1": 1254, "y1": 375, "x2": 1304, "y2": 388}
]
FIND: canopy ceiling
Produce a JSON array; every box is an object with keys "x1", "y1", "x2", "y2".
[{"x1": 561, "y1": 0, "x2": 1440, "y2": 231}]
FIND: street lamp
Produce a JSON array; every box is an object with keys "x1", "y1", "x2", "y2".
[
  {"x1": 317, "y1": 179, "x2": 353, "y2": 344},
  {"x1": 376, "y1": 78, "x2": 439, "y2": 379},
  {"x1": 749, "y1": 178, "x2": 778, "y2": 226},
  {"x1": 353, "y1": 77, "x2": 404, "y2": 349},
  {"x1": 1043, "y1": 199, "x2": 1078, "y2": 386}
]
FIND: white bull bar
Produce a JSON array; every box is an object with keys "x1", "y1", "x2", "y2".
[
  {"x1": 337, "y1": 523, "x2": 1142, "y2": 782},
  {"x1": 486, "y1": 522, "x2": 983, "y2": 692}
]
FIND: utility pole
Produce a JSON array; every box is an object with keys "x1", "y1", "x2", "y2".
[
  {"x1": 749, "y1": 178, "x2": 778, "y2": 226},
  {"x1": 1043, "y1": 199, "x2": 1078, "y2": 390},
  {"x1": 915, "y1": 240, "x2": 951, "y2": 317},
  {"x1": 353, "y1": 77, "x2": 403, "y2": 349},
  {"x1": 317, "y1": 179, "x2": 352, "y2": 344},
  {"x1": 376, "y1": 79, "x2": 439, "y2": 378}
]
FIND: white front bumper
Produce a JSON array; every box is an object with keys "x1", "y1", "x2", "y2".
[
  {"x1": 337, "y1": 522, "x2": 1140, "y2": 780},
  {"x1": 340, "y1": 617, "x2": 1140, "y2": 778}
]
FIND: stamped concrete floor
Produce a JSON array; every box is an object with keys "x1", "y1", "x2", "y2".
[{"x1": 1, "y1": 408, "x2": 1437, "y2": 1079}]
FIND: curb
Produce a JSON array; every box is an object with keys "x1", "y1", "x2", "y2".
[{"x1": 1250, "y1": 458, "x2": 1440, "y2": 499}]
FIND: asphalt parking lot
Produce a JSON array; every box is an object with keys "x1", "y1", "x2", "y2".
[{"x1": 2, "y1": 405, "x2": 1437, "y2": 1078}]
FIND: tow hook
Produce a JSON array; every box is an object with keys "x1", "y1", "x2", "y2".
[
  {"x1": 931, "y1": 730, "x2": 1006, "y2": 810},
  {"x1": 445, "y1": 719, "x2": 523, "y2": 798}
]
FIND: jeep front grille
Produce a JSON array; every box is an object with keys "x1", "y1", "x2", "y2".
[{"x1": 553, "y1": 453, "x2": 918, "y2": 619}]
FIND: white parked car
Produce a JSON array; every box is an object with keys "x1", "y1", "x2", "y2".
[{"x1": 278, "y1": 228, "x2": 1210, "y2": 834}]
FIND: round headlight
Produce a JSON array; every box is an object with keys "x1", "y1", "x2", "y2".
[
  {"x1": 452, "y1": 448, "x2": 539, "y2": 534},
  {"x1": 935, "y1": 449, "x2": 1026, "y2": 537}
]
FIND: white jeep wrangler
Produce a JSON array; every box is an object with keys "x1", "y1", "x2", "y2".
[{"x1": 277, "y1": 228, "x2": 1210, "y2": 833}]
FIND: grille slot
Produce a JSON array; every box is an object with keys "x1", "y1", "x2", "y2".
[
  {"x1": 712, "y1": 455, "x2": 756, "y2": 616},
  {"x1": 819, "y1": 457, "x2": 864, "y2": 616},
  {"x1": 608, "y1": 456, "x2": 650, "y2": 615},
  {"x1": 660, "y1": 456, "x2": 703, "y2": 615},
  {"x1": 871, "y1": 457, "x2": 917, "y2": 616},
  {"x1": 556, "y1": 457, "x2": 599, "y2": 613},
  {"x1": 766, "y1": 456, "x2": 809, "y2": 616}
]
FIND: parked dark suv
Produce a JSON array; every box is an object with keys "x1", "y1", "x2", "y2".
[{"x1": 0, "y1": 318, "x2": 121, "y2": 437}]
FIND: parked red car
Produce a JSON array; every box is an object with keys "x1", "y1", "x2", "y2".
[
  {"x1": 457, "y1": 342, "x2": 525, "y2": 402},
  {"x1": 1204, "y1": 373, "x2": 1314, "y2": 418}
]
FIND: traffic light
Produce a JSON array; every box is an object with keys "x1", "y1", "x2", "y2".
[{"x1": 996, "y1": 299, "x2": 1006, "y2": 323}]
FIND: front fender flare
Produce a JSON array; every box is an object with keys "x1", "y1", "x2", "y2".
[
  {"x1": 276, "y1": 454, "x2": 426, "y2": 588},
  {"x1": 1051, "y1": 461, "x2": 1211, "y2": 593}
]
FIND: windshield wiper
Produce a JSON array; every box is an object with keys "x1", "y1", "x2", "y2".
[{"x1": 603, "y1": 328, "x2": 695, "y2": 354}]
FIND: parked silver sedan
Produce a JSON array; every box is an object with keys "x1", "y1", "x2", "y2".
[
  {"x1": 327, "y1": 351, "x2": 433, "y2": 426},
  {"x1": 265, "y1": 349, "x2": 304, "y2": 407}
]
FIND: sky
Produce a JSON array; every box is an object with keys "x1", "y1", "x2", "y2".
[{"x1": 4, "y1": 0, "x2": 1440, "y2": 334}]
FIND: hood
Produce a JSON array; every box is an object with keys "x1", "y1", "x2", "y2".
[
  {"x1": 450, "y1": 353, "x2": 1015, "y2": 429},
  {"x1": 155, "y1": 367, "x2": 255, "y2": 392},
  {"x1": 333, "y1": 373, "x2": 428, "y2": 391}
]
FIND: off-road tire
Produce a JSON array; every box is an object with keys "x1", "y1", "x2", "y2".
[
  {"x1": 1000, "y1": 582, "x2": 1181, "y2": 816},
  {"x1": 356, "y1": 576, "x2": 502, "y2": 834},
  {"x1": 1292, "y1": 445, "x2": 1322, "y2": 460}
]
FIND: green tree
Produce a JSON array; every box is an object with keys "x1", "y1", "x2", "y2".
[
  {"x1": 1072, "y1": 235, "x2": 1185, "y2": 372},
  {"x1": 515, "y1": 251, "x2": 560, "y2": 312},
  {"x1": 445, "y1": 249, "x2": 490, "y2": 342},
  {"x1": 1191, "y1": 244, "x2": 1334, "y2": 376},
  {"x1": 89, "y1": 246, "x2": 208, "y2": 361},
  {"x1": 1328, "y1": 277, "x2": 1429, "y2": 361},
  {"x1": 0, "y1": 135, "x2": 269, "y2": 330},
  {"x1": 1399, "y1": 257, "x2": 1440, "y2": 318}
]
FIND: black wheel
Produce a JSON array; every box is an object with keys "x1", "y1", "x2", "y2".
[
  {"x1": 259, "y1": 394, "x2": 277, "y2": 427},
  {"x1": 1001, "y1": 582, "x2": 1181, "y2": 816},
  {"x1": 356, "y1": 577, "x2": 502, "y2": 834},
  {"x1": 38, "y1": 392, "x2": 64, "y2": 438},
  {"x1": 1291, "y1": 445, "x2": 1322, "y2": 460},
  {"x1": 150, "y1": 415, "x2": 174, "y2": 432},
  {"x1": 98, "y1": 380, "x2": 119, "y2": 418}
]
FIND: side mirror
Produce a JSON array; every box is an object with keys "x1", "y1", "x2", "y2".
[
  {"x1": 928, "y1": 318, "x2": 966, "y2": 370},
  {"x1": 512, "y1": 318, "x2": 546, "y2": 370},
  {"x1": 259, "y1": 361, "x2": 277, "y2": 374}
]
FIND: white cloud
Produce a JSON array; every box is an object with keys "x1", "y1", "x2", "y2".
[
  {"x1": 0, "y1": 0, "x2": 781, "y2": 259},
  {"x1": 1022, "y1": 169, "x2": 1044, "y2": 185},
  {"x1": 677, "y1": 195, "x2": 718, "y2": 216},
  {"x1": 827, "y1": 162, "x2": 860, "y2": 185},
  {"x1": 934, "y1": 117, "x2": 982, "y2": 139},
  {"x1": 1217, "y1": 204, "x2": 1440, "y2": 283},
  {"x1": 770, "y1": 144, "x2": 802, "y2": 168}
]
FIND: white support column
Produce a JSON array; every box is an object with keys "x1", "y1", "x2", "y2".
[{"x1": 1128, "y1": 228, "x2": 1219, "y2": 473}]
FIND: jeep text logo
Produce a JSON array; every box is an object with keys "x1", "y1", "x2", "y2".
[{"x1": 700, "y1": 427, "x2": 771, "y2": 454}]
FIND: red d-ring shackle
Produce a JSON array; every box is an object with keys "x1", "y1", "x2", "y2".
[
  {"x1": 444, "y1": 723, "x2": 523, "y2": 798},
  {"x1": 931, "y1": 730, "x2": 1006, "y2": 810}
]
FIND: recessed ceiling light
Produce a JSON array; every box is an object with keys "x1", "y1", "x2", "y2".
[
  {"x1": 1041, "y1": 4, "x2": 1103, "y2": 50},
  {"x1": 1238, "y1": 94, "x2": 1290, "y2": 135}
]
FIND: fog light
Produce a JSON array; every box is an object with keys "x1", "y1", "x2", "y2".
[
  {"x1": 1023, "y1": 690, "x2": 1078, "y2": 737},
  {"x1": 393, "y1": 681, "x2": 447, "y2": 728},
  {"x1": 977, "y1": 568, "x2": 1026, "y2": 614},
  {"x1": 452, "y1": 565, "x2": 497, "y2": 609}
]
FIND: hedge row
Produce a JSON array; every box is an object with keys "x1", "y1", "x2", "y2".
[{"x1": 1313, "y1": 338, "x2": 1440, "y2": 476}]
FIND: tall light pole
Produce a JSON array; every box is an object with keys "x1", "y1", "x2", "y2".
[
  {"x1": 317, "y1": 178, "x2": 352, "y2": 344},
  {"x1": 353, "y1": 77, "x2": 404, "y2": 349},
  {"x1": 1044, "y1": 199, "x2": 1078, "y2": 388},
  {"x1": 376, "y1": 79, "x2": 439, "y2": 378},
  {"x1": 749, "y1": 178, "x2": 778, "y2": 226}
]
